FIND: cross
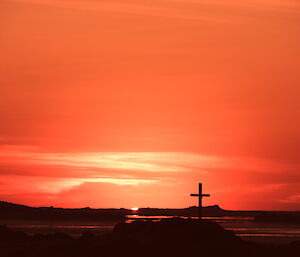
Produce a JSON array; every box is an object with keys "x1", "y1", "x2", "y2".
[{"x1": 190, "y1": 183, "x2": 210, "y2": 219}]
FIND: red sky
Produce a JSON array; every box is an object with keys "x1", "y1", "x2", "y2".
[{"x1": 0, "y1": 0, "x2": 299, "y2": 210}]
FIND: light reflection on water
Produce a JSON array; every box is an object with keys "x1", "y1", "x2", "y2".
[{"x1": 126, "y1": 215, "x2": 253, "y2": 222}]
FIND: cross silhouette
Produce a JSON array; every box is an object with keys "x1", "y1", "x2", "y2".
[{"x1": 190, "y1": 183, "x2": 210, "y2": 219}]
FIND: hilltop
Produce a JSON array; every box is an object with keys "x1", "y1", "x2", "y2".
[{"x1": 0, "y1": 201, "x2": 125, "y2": 222}]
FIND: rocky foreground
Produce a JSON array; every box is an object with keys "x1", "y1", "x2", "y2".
[{"x1": 0, "y1": 219, "x2": 299, "y2": 257}]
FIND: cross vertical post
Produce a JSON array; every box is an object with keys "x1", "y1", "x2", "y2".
[
  {"x1": 190, "y1": 183, "x2": 210, "y2": 219},
  {"x1": 198, "y1": 183, "x2": 203, "y2": 219}
]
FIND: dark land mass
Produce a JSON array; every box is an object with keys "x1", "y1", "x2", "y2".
[
  {"x1": 137, "y1": 206, "x2": 300, "y2": 224},
  {"x1": 0, "y1": 219, "x2": 299, "y2": 257},
  {"x1": 1, "y1": 201, "x2": 300, "y2": 223},
  {"x1": 136, "y1": 205, "x2": 263, "y2": 217},
  {"x1": 0, "y1": 201, "x2": 125, "y2": 222}
]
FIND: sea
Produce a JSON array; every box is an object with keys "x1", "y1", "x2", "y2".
[{"x1": 2, "y1": 216, "x2": 300, "y2": 245}]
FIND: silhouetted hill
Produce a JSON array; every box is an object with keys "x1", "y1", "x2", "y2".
[
  {"x1": 136, "y1": 205, "x2": 227, "y2": 216},
  {"x1": 1, "y1": 201, "x2": 299, "y2": 223},
  {"x1": 0, "y1": 202, "x2": 255, "y2": 222},
  {"x1": 132, "y1": 205, "x2": 270, "y2": 218},
  {"x1": 0, "y1": 219, "x2": 299, "y2": 257},
  {"x1": 0, "y1": 201, "x2": 125, "y2": 221},
  {"x1": 136, "y1": 205, "x2": 260, "y2": 216}
]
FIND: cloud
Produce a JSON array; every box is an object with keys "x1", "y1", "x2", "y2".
[
  {"x1": 280, "y1": 194, "x2": 300, "y2": 204},
  {"x1": 0, "y1": 144, "x2": 298, "y2": 208},
  {"x1": 0, "y1": 145, "x2": 221, "y2": 173},
  {"x1": 0, "y1": 145, "x2": 292, "y2": 178},
  {"x1": 7, "y1": 0, "x2": 224, "y2": 22}
]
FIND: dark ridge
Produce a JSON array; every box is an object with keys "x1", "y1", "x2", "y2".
[
  {"x1": 136, "y1": 205, "x2": 227, "y2": 216},
  {"x1": 0, "y1": 201, "x2": 125, "y2": 222},
  {"x1": 1, "y1": 201, "x2": 300, "y2": 222}
]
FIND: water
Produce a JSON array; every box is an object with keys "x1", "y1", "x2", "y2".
[
  {"x1": 2, "y1": 216, "x2": 300, "y2": 244},
  {"x1": 207, "y1": 216, "x2": 300, "y2": 244},
  {"x1": 0, "y1": 220, "x2": 117, "y2": 237}
]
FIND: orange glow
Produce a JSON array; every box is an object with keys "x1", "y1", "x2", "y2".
[{"x1": 0, "y1": 0, "x2": 299, "y2": 211}]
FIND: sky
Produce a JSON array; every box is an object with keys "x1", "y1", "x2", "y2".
[{"x1": 0, "y1": 0, "x2": 299, "y2": 210}]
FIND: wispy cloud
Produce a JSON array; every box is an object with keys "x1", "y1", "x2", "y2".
[
  {"x1": 0, "y1": 145, "x2": 221, "y2": 173},
  {"x1": 279, "y1": 194, "x2": 300, "y2": 204},
  {"x1": 0, "y1": 144, "x2": 294, "y2": 193},
  {"x1": 0, "y1": 144, "x2": 298, "y2": 209},
  {"x1": 0, "y1": 145, "x2": 288, "y2": 176},
  {"x1": 5, "y1": 0, "x2": 230, "y2": 23}
]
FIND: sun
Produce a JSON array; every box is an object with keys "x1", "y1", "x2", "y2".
[{"x1": 131, "y1": 207, "x2": 139, "y2": 211}]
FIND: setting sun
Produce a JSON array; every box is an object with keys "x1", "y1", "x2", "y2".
[{"x1": 131, "y1": 207, "x2": 139, "y2": 211}]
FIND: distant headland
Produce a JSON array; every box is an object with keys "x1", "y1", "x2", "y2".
[{"x1": 1, "y1": 201, "x2": 299, "y2": 223}]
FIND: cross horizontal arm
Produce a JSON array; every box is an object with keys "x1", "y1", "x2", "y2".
[{"x1": 190, "y1": 194, "x2": 210, "y2": 197}]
